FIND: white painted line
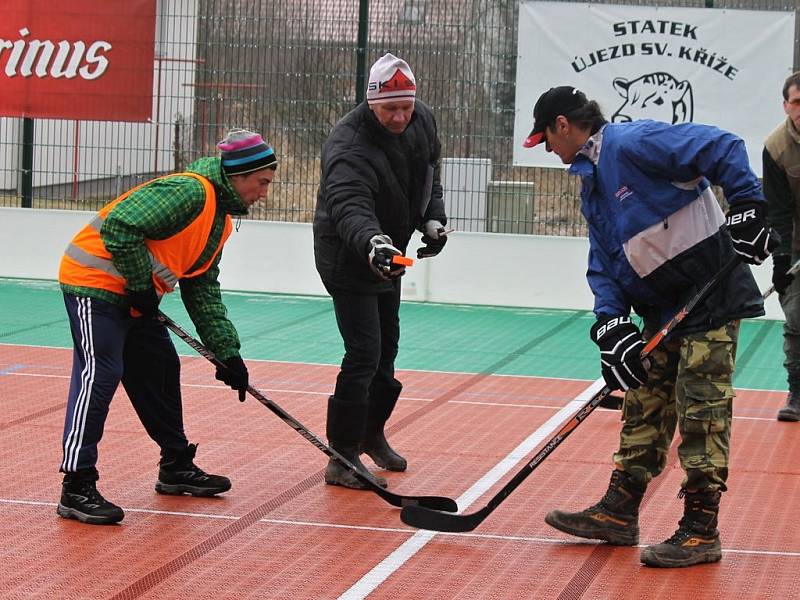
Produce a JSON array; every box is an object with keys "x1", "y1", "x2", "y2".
[
  {"x1": 337, "y1": 379, "x2": 607, "y2": 600},
  {"x1": 3, "y1": 497, "x2": 798, "y2": 559},
  {"x1": 1, "y1": 371, "x2": 782, "y2": 418}
]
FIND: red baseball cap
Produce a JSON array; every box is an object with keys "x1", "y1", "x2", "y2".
[{"x1": 523, "y1": 86, "x2": 588, "y2": 148}]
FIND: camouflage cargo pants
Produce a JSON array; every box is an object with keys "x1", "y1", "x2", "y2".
[{"x1": 613, "y1": 321, "x2": 740, "y2": 493}]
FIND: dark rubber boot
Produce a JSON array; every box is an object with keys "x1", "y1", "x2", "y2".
[
  {"x1": 325, "y1": 442, "x2": 388, "y2": 490},
  {"x1": 641, "y1": 489, "x2": 722, "y2": 568},
  {"x1": 57, "y1": 469, "x2": 124, "y2": 525},
  {"x1": 155, "y1": 443, "x2": 231, "y2": 496},
  {"x1": 363, "y1": 423, "x2": 407, "y2": 472},
  {"x1": 777, "y1": 391, "x2": 800, "y2": 422},
  {"x1": 544, "y1": 469, "x2": 645, "y2": 546}
]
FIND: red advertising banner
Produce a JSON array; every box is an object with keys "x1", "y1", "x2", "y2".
[{"x1": 0, "y1": 0, "x2": 156, "y2": 121}]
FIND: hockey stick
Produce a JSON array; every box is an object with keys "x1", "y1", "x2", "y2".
[
  {"x1": 400, "y1": 257, "x2": 742, "y2": 532},
  {"x1": 596, "y1": 258, "x2": 799, "y2": 412},
  {"x1": 158, "y1": 312, "x2": 458, "y2": 513}
]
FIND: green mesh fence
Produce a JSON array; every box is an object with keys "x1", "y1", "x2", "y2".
[{"x1": 1, "y1": 0, "x2": 798, "y2": 236}]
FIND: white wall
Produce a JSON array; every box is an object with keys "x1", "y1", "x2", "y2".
[{"x1": 0, "y1": 207, "x2": 783, "y2": 320}]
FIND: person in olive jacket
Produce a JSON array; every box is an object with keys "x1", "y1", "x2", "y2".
[{"x1": 313, "y1": 53, "x2": 448, "y2": 490}]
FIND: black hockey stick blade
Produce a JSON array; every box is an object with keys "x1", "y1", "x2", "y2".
[
  {"x1": 399, "y1": 385, "x2": 615, "y2": 531},
  {"x1": 401, "y1": 503, "x2": 491, "y2": 533},
  {"x1": 157, "y1": 312, "x2": 458, "y2": 513}
]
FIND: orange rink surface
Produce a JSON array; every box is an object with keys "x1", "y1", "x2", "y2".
[{"x1": 2, "y1": 345, "x2": 799, "y2": 600}]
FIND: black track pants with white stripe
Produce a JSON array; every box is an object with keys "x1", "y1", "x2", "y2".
[{"x1": 61, "y1": 294, "x2": 188, "y2": 474}]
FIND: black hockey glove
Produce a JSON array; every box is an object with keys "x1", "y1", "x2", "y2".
[
  {"x1": 126, "y1": 286, "x2": 160, "y2": 318},
  {"x1": 590, "y1": 316, "x2": 648, "y2": 392},
  {"x1": 773, "y1": 254, "x2": 795, "y2": 295},
  {"x1": 368, "y1": 234, "x2": 405, "y2": 279},
  {"x1": 725, "y1": 200, "x2": 780, "y2": 265},
  {"x1": 215, "y1": 355, "x2": 249, "y2": 402},
  {"x1": 417, "y1": 220, "x2": 448, "y2": 259}
]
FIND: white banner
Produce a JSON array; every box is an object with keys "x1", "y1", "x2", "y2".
[{"x1": 513, "y1": 2, "x2": 795, "y2": 175}]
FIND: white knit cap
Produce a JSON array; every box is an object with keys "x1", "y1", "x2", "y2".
[{"x1": 366, "y1": 53, "x2": 416, "y2": 105}]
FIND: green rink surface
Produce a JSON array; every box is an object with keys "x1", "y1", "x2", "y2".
[{"x1": 0, "y1": 277, "x2": 788, "y2": 391}]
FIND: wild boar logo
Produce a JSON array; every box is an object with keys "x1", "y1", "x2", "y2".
[{"x1": 611, "y1": 72, "x2": 693, "y2": 124}]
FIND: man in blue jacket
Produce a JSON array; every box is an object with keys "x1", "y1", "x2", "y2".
[{"x1": 524, "y1": 86, "x2": 777, "y2": 567}]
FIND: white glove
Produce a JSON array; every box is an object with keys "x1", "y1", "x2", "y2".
[
  {"x1": 422, "y1": 220, "x2": 446, "y2": 239},
  {"x1": 368, "y1": 234, "x2": 404, "y2": 279},
  {"x1": 417, "y1": 220, "x2": 448, "y2": 259}
]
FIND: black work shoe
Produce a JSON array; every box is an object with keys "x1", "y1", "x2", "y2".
[
  {"x1": 777, "y1": 392, "x2": 800, "y2": 422},
  {"x1": 544, "y1": 470, "x2": 644, "y2": 546},
  {"x1": 362, "y1": 433, "x2": 407, "y2": 471},
  {"x1": 155, "y1": 443, "x2": 231, "y2": 497},
  {"x1": 57, "y1": 479, "x2": 124, "y2": 525},
  {"x1": 640, "y1": 528, "x2": 721, "y2": 567}
]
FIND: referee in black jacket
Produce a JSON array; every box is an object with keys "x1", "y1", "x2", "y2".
[{"x1": 313, "y1": 53, "x2": 448, "y2": 489}]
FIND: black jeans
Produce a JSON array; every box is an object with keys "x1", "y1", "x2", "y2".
[{"x1": 325, "y1": 279, "x2": 403, "y2": 444}]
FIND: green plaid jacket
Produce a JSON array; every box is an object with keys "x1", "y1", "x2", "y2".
[{"x1": 60, "y1": 157, "x2": 248, "y2": 359}]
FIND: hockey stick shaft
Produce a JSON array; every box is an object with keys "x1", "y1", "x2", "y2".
[
  {"x1": 158, "y1": 312, "x2": 457, "y2": 512},
  {"x1": 401, "y1": 257, "x2": 742, "y2": 532}
]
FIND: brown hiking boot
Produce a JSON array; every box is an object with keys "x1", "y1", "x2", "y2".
[
  {"x1": 544, "y1": 469, "x2": 645, "y2": 546},
  {"x1": 777, "y1": 391, "x2": 800, "y2": 422},
  {"x1": 641, "y1": 489, "x2": 722, "y2": 568}
]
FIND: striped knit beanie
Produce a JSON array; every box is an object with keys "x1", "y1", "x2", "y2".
[
  {"x1": 217, "y1": 129, "x2": 277, "y2": 175},
  {"x1": 366, "y1": 53, "x2": 416, "y2": 105}
]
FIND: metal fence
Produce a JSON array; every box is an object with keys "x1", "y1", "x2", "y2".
[{"x1": 1, "y1": 0, "x2": 798, "y2": 237}]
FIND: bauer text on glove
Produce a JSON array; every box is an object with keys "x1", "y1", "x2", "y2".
[
  {"x1": 725, "y1": 201, "x2": 780, "y2": 265},
  {"x1": 590, "y1": 315, "x2": 648, "y2": 392}
]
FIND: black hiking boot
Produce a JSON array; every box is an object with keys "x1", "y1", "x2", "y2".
[
  {"x1": 777, "y1": 391, "x2": 800, "y2": 422},
  {"x1": 57, "y1": 469, "x2": 124, "y2": 525},
  {"x1": 362, "y1": 424, "x2": 407, "y2": 472},
  {"x1": 155, "y1": 443, "x2": 231, "y2": 496},
  {"x1": 641, "y1": 489, "x2": 722, "y2": 568},
  {"x1": 544, "y1": 469, "x2": 645, "y2": 545},
  {"x1": 325, "y1": 442, "x2": 388, "y2": 490}
]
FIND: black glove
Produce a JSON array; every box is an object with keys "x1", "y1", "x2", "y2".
[
  {"x1": 367, "y1": 234, "x2": 405, "y2": 280},
  {"x1": 773, "y1": 254, "x2": 795, "y2": 295},
  {"x1": 126, "y1": 286, "x2": 160, "y2": 318},
  {"x1": 417, "y1": 220, "x2": 448, "y2": 259},
  {"x1": 590, "y1": 316, "x2": 648, "y2": 392},
  {"x1": 725, "y1": 201, "x2": 780, "y2": 265},
  {"x1": 215, "y1": 355, "x2": 249, "y2": 402}
]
